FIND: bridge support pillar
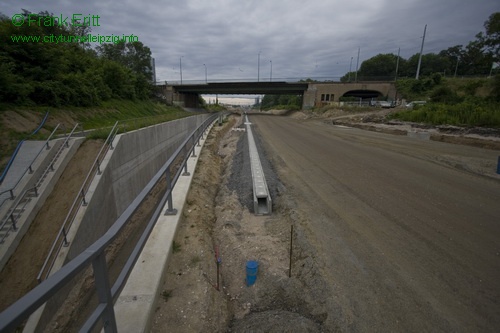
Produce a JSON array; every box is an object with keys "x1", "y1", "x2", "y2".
[{"x1": 302, "y1": 88, "x2": 316, "y2": 110}]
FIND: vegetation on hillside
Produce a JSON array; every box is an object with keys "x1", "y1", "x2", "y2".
[
  {"x1": 389, "y1": 75, "x2": 500, "y2": 127},
  {"x1": 258, "y1": 94, "x2": 302, "y2": 110},
  {"x1": 0, "y1": 10, "x2": 154, "y2": 107}
]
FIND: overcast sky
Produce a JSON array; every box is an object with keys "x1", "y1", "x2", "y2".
[{"x1": 3, "y1": 0, "x2": 499, "y2": 84}]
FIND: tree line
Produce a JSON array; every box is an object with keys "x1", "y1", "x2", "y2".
[
  {"x1": 0, "y1": 10, "x2": 154, "y2": 107},
  {"x1": 340, "y1": 12, "x2": 499, "y2": 82}
]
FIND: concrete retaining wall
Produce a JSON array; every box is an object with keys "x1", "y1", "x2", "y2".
[
  {"x1": 29, "y1": 114, "x2": 210, "y2": 333},
  {"x1": 65, "y1": 114, "x2": 209, "y2": 261}
]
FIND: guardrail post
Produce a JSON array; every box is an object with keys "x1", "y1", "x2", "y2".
[
  {"x1": 34, "y1": 186, "x2": 38, "y2": 197},
  {"x1": 81, "y1": 189, "x2": 88, "y2": 206},
  {"x1": 164, "y1": 167, "x2": 177, "y2": 215},
  {"x1": 97, "y1": 159, "x2": 102, "y2": 175},
  {"x1": 92, "y1": 253, "x2": 118, "y2": 333},
  {"x1": 50, "y1": 163, "x2": 55, "y2": 171},
  {"x1": 46, "y1": 141, "x2": 50, "y2": 150},
  {"x1": 191, "y1": 135, "x2": 197, "y2": 158},
  {"x1": 29, "y1": 165, "x2": 33, "y2": 174},
  {"x1": 9, "y1": 189, "x2": 14, "y2": 200},
  {"x1": 182, "y1": 160, "x2": 190, "y2": 176},
  {"x1": 62, "y1": 227, "x2": 69, "y2": 246},
  {"x1": 10, "y1": 214, "x2": 17, "y2": 231}
]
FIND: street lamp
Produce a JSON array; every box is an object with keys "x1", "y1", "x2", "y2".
[
  {"x1": 258, "y1": 51, "x2": 261, "y2": 82},
  {"x1": 203, "y1": 64, "x2": 207, "y2": 83},
  {"x1": 270, "y1": 60, "x2": 272, "y2": 82},
  {"x1": 180, "y1": 56, "x2": 184, "y2": 84}
]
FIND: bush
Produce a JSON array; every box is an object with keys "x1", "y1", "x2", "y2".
[
  {"x1": 389, "y1": 100, "x2": 500, "y2": 127},
  {"x1": 430, "y1": 86, "x2": 462, "y2": 104}
]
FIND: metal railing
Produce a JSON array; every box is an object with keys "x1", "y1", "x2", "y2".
[
  {"x1": 0, "y1": 113, "x2": 219, "y2": 332},
  {"x1": 0, "y1": 112, "x2": 50, "y2": 185},
  {"x1": 0, "y1": 125, "x2": 61, "y2": 215},
  {"x1": 37, "y1": 122, "x2": 119, "y2": 282},
  {"x1": 0, "y1": 124, "x2": 79, "y2": 245}
]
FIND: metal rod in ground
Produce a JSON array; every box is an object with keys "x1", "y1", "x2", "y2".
[
  {"x1": 289, "y1": 224, "x2": 293, "y2": 278},
  {"x1": 215, "y1": 245, "x2": 220, "y2": 291}
]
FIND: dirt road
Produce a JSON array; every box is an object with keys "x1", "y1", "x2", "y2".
[{"x1": 250, "y1": 115, "x2": 500, "y2": 332}]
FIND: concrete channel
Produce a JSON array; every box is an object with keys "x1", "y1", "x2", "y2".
[{"x1": 244, "y1": 115, "x2": 272, "y2": 215}]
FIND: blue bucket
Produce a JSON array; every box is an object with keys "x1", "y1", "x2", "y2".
[{"x1": 246, "y1": 260, "x2": 259, "y2": 286}]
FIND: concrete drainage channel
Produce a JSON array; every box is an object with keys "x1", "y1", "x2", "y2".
[{"x1": 244, "y1": 115, "x2": 272, "y2": 215}]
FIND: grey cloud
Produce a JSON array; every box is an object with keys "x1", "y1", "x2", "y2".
[{"x1": 2, "y1": 0, "x2": 499, "y2": 82}]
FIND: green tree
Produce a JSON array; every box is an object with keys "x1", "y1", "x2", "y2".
[
  {"x1": 476, "y1": 12, "x2": 500, "y2": 61},
  {"x1": 357, "y1": 53, "x2": 401, "y2": 80}
]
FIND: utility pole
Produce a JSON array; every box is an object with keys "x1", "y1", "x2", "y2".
[{"x1": 416, "y1": 24, "x2": 427, "y2": 80}]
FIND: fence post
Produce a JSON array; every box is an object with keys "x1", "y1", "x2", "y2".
[
  {"x1": 164, "y1": 167, "x2": 177, "y2": 215},
  {"x1": 191, "y1": 135, "x2": 197, "y2": 158}
]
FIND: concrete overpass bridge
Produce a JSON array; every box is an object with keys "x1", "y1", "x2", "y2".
[{"x1": 159, "y1": 81, "x2": 398, "y2": 109}]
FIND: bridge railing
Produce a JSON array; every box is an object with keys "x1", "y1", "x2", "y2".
[{"x1": 0, "y1": 113, "x2": 220, "y2": 333}]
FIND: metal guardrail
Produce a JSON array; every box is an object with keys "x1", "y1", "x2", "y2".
[
  {"x1": 0, "y1": 124, "x2": 79, "y2": 245},
  {"x1": 37, "y1": 122, "x2": 119, "y2": 282},
  {"x1": 0, "y1": 125, "x2": 61, "y2": 215},
  {"x1": 244, "y1": 115, "x2": 272, "y2": 215},
  {"x1": 0, "y1": 112, "x2": 50, "y2": 185},
  {"x1": 0, "y1": 125, "x2": 64, "y2": 244},
  {"x1": 0, "y1": 113, "x2": 219, "y2": 333}
]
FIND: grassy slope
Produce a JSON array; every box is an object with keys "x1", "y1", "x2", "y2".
[
  {"x1": 390, "y1": 77, "x2": 500, "y2": 128},
  {"x1": 0, "y1": 99, "x2": 199, "y2": 171}
]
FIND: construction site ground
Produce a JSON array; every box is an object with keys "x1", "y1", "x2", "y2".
[{"x1": 1, "y1": 108, "x2": 499, "y2": 332}]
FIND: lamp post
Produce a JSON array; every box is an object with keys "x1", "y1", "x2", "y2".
[
  {"x1": 203, "y1": 64, "x2": 207, "y2": 83},
  {"x1": 355, "y1": 48, "x2": 360, "y2": 82},
  {"x1": 270, "y1": 60, "x2": 272, "y2": 82},
  {"x1": 180, "y1": 56, "x2": 183, "y2": 84},
  {"x1": 258, "y1": 51, "x2": 261, "y2": 82},
  {"x1": 349, "y1": 57, "x2": 353, "y2": 82}
]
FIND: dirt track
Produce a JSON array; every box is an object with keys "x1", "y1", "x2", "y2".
[{"x1": 251, "y1": 115, "x2": 500, "y2": 332}]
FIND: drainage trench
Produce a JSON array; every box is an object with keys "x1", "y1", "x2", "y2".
[{"x1": 244, "y1": 115, "x2": 272, "y2": 215}]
